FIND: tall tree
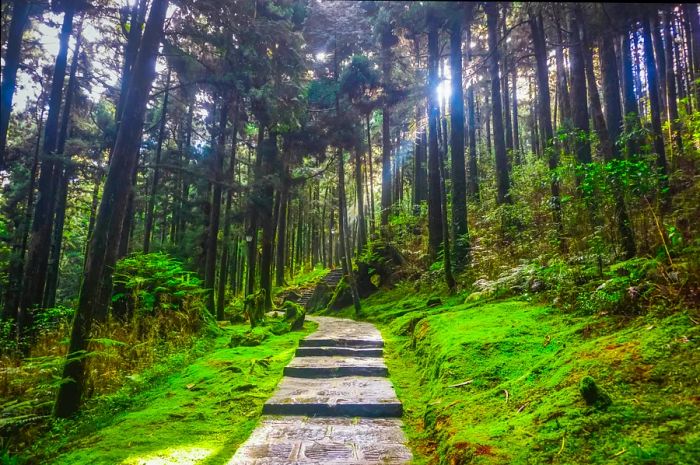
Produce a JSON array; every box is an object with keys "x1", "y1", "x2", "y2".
[
  {"x1": 426, "y1": 8, "x2": 444, "y2": 259},
  {"x1": 18, "y1": 2, "x2": 78, "y2": 337},
  {"x1": 449, "y1": 11, "x2": 470, "y2": 270},
  {"x1": 465, "y1": 25, "x2": 479, "y2": 199},
  {"x1": 54, "y1": 0, "x2": 169, "y2": 418},
  {"x1": 486, "y1": 2, "x2": 511, "y2": 205},
  {"x1": 642, "y1": 13, "x2": 670, "y2": 207},
  {"x1": 0, "y1": 0, "x2": 31, "y2": 169}
]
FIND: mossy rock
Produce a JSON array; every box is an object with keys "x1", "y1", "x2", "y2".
[
  {"x1": 282, "y1": 301, "x2": 306, "y2": 330},
  {"x1": 306, "y1": 282, "x2": 333, "y2": 313},
  {"x1": 328, "y1": 278, "x2": 354, "y2": 311},
  {"x1": 269, "y1": 320, "x2": 292, "y2": 335},
  {"x1": 579, "y1": 376, "x2": 612, "y2": 409},
  {"x1": 228, "y1": 327, "x2": 269, "y2": 347}
]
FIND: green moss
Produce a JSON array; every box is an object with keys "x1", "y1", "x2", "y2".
[
  {"x1": 339, "y1": 286, "x2": 700, "y2": 465},
  {"x1": 31, "y1": 321, "x2": 316, "y2": 465}
]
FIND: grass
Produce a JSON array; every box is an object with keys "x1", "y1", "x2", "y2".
[
  {"x1": 324, "y1": 282, "x2": 700, "y2": 465},
  {"x1": 24, "y1": 320, "x2": 316, "y2": 465}
]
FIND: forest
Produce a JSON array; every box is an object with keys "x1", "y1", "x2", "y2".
[{"x1": 0, "y1": 0, "x2": 698, "y2": 464}]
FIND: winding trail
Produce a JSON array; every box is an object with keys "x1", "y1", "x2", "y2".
[{"x1": 229, "y1": 316, "x2": 412, "y2": 464}]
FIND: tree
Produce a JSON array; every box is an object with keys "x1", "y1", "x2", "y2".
[
  {"x1": 449, "y1": 10, "x2": 470, "y2": 270},
  {"x1": 0, "y1": 0, "x2": 32, "y2": 170},
  {"x1": 54, "y1": 0, "x2": 169, "y2": 418},
  {"x1": 486, "y1": 2, "x2": 511, "y2": 205}
]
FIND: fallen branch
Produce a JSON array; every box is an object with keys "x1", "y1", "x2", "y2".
[{"x1": 448, "y1": 379, "x2": 473, "y2": 388}]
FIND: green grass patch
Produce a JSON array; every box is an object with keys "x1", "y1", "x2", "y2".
[
  {"x1": 28, "y1": 321, "x2": 316, "y2": 465},
  {"x1": 330, "y1": 285, "x2": 699, "y2": 464}
]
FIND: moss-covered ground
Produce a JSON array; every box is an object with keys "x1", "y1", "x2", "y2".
[
  {"x1": 28, "y1": 320, "x2": 316, "y2": 465},
  {"x1": 325, "y1": 283, "x2": 699, "y2": 464}
]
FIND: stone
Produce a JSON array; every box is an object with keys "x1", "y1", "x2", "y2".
[
  {"x1": 263, "y1": 376, "x2": 402, "y2": 417},
  {"x1": 227, "y1": 417, "x2": 412, "y2": 464},
  {"x1": 284, "y1": 356, "x2": 388, "y2": 378},
  {"x1": 426, "y1": 297, "x2": 442, "y2": 307},
  {"x1": 295, "y1": 346, "x2": 383, "y2": 357}
]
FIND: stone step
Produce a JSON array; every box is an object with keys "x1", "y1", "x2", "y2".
[
  {"x1": 229, "y1": 417, "x2": 412, "y2": 464},
  {"x1": 299, "y1": 338, "x2": 383, "y2": 348},
  {"x1": 263, "y1": 377, "x2": 402, "y2": 417},
  {"x1": 284, "y1": 356, "x2": 388, "y2": 378},
  {"x1": 295, "y1": 346, "x2": 383, "y2": 357}
]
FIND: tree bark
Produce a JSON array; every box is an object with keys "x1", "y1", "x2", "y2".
[
  {"x1": 530, "y1": 12, "x2": 563, "y2": 240},
  {"x1": 0, "y1": 0, "x2": 31, "y2": 170},
  {"x1": 54, "y1": 0, "x2": 169, "y2": 418},
  {"x1": 204, "y1": 99, "x2": 228, "y2": 315},
  {"x1": 449, "y1": 16, "x2": 469, "y2": 270},
  {"x1": 427, "y1": 10, "x2": 444, "y2": 259},
  {"x1": 337, "y1": 149, "x2": 361, "y2": 314},
  {"x1": 466, "y1": 26, "x2": 479, "y2": 199},
  {"x1": 663, "y1": 10, "x2": 683, "y2": 162},
  {"x1": 18, "y1": 5, "x2": 76, "y2": 337},
  {"x1": 569, "y1": 8, "x2": 592, "y2": 168},
  {"x1": 486, "y1": 3, "x2": 511, "y2": 205},
  {"x1": 143, "y1": 68, "x2": 171, "y2": 253},
  {"x1": 642, "y1": 14, "x2": 670, "y2": 208},
  {"x1": 44, "y1": 26, "x2": 84, "y2": 309},
  {"x1": 354, "y1": 147, "x2": 367, "y2": 253}
]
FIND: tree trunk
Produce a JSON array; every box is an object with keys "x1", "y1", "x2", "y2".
[
  {"x1": 337, "y1": 150, "x2": 361, "y2": 314},
  {"x1": 275, "y1": 168, "x2": 289, "y2": 287},
  {"x1": 466, "y1": 26, "x2": 479, "y2": 199},
  {"x1": 642, "y1": 14, "x2": 670, "y2": 208},
  {"x1": 663, "y1": 10, "x2": 683, "y2": 162},
  {"x1": 2, "y1": 91, "x2": 45, "y2": 322},
  {"x1": 569, "y1": 9, "x2": 592, "y2": 168},
  {"x1": 651, "y1": 14, "x2": 668, "y2": 121},
  {"x1": 0, "y1": 0, "x2": 31, "y2": 170},
  {"x1": 486, "y1": 3, "x2": 511, "y2": 205},
  {"x1": 258, "y1": 132, "x2": 276, "y2": 311},
  {"x1": 530, "y1": 12, "x2": 563, "y2": 240},
  {"x1": 449, "y1": 16, "x2": 469, "y2": 270},
  {"x1": 365, "y1": 114, "x2": 376, "y2": 235},
  {"x1": 204, "y1": 99, "x2": 228, "y2": 315},
  {"x1": 217, "y1": 105, "x2": 238, "y2": 320},
  {"x1": 412, "y1": 37, "x2": 428, "y2": 209},
  {"x1": 381, "y1": 47, "x2": 392, "y2": 229},
  {"x1": 18, "y1": 5, "x2": 76, "y2": 337},
  {"x1": 511, "y1": 66, "x2": 521, "y2": 162},
  {"x1": 44, "y1": 26, "x2": 84, "y2": 309},
  {"x1": 143, "y1": 68, "x2": 171, "y2": 253},
  {"x1": 621, "y1": 33, "x2": 641, "y2": 157},
  {"x1": 54, "y1": 0, "x2": 168, "y2": 418},
  {"x1": 427, "y1": 11, "x2": 444, "y2": 259},
  {"x1": 601, "y1": 33, "x2": 637, "y2": 259},
  {"x1": 354, "y1": 148, "x2": 367, "y2": 253}
]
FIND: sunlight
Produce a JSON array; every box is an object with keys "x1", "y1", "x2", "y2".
[
  {"x1": 436, "y1": 78, "x2": 452, "y2": 102},
  {"x1": 125, "y1": 446, "x2": 216, "y2": 465},
  {"x1": 315, "y1": 51, "x2": 327, "y2": 61}
]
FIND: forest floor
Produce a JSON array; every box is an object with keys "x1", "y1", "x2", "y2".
[
  {"x1": 324, "y1": 284, "x2": 700, "y2": 465},
  {"x1": 26, "y1": 281, "x2": 699, "y2": 465},
  {"x1": 34, "y1": 321, "x2": 317, "y2": 465}
]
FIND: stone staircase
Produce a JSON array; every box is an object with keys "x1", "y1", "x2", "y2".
[
  {"x1": 297, "y1": 268, "x2": 345, "y2": 308},
  {"x1": 230, "y1": 316, "x2": 412, "y2": 464}
]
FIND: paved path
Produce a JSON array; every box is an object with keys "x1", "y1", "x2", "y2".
[{"x1": 229, "y1": 316, "x2": 412, "y2": 464}]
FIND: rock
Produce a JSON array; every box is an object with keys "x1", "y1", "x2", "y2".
[
  {"x1": 307, "y1": 282, "x2": 333, "y2": 313},
  {"x1": 283, "y1": 301, "x2": 306, "y2": 330},
  {"x1": 426, "y1": 297, "x2": 442, "y2": 307},
  {"x1": 328, "y1": 278, "x2": 354, "y2": 311},
  {"x1": 228, "y1": 327, "x2": 269, "y2": 347},
  {"x1": 579, "y1": 376, "x2": 612, "y2": 408}
]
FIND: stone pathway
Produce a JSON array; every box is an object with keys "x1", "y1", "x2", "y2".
[{"x1": 229, "y1": 316, "x2": 412, "y2": 464}]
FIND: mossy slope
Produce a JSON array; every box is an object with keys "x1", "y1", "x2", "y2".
[
  {"x1": 41, "y1": 322, "x2": 315, "y2": 465},
  {"x1": 330, "y1": 285, "x2": 699, "y2": 464}
]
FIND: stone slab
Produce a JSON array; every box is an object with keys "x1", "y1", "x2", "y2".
[
  {"x1": 302, "y1": 316, "x2": 383, "y2": 348},
  {"x1": 227, "y1": 417, "x2": 412, "y2": 465},
  {"x1": 284, "y1": 356, "x2": 388, "y2": 378},
  {"x1": 263, "y1": 377, "x2": 402, "y2": 417},
  {"x1": 295, "y1": 346, "x2": 383, "y2": 357}
]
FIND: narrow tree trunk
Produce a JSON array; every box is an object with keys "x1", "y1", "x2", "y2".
[
  {"x1": 380, "y1": 46, "x2": 392, "y2": 229},
  {"x1": 621, "y1": 33, "x2": 641, "y2": 157},
  {"x1": 486, "y1": 3, "x2": 511, "y2": 205},
  {"x1": 664, "y1": 10, "x2": 683, "y2": 162},
  {"x1": 204, "y1": 99, "x2": 228, "y2": 315},
  {"x1": 642, "y1": 14, "x2": 670, "y2": 208},
  {"x1": 412, "y1": 37, "x2": 428, "y2": 209},
  {"x1": 143, "y1": 68, "x2": 171, "y2": 253},
  {"x1": 365, "y1": 114, "x2": 376, "y2": 234},
  {"x1": 18, "y1": 5, "x2": 76, "y2": 336},
  {"x1": 337, "y1": 149, "x2": 361, "y2": 314},
  {"x1": 601, "y1": 34, "x2": 637, "y2": 259},
  {"x1": 530, "y1": 12, "x2": 563, "y2": 241},
  {"x1": 449, "y1": 16, "x2": 469, "y2": 270},
  {"x1": 651, "y1": 14, "x2": 668, "y2": 121},
  {"x1": 354, "y1": 148, "x2": 366, "y2": 253},
  {"x1": 427, "y1": 11, "x2": 444, "y2": 259},
  {"x1": 44, "y1": 27, "x2": 84, "y2": 309},
  {"x1": 569, "y1": 9, "x2": 592, "y2": 168},
  {"x1": 466, "y1": 26, "x2": 479, "y2": 199},
  {"x1": 0, "y1": 0, "x2": 31, "y2": 169},
  {"x1": 54, "y1": 0, "x2": 168, "y2": 418},
  {"x1": 217, "y1": 105, "x2": 238, "y2": 319},
  {"x1": 511, "y1": 66, "x2": 521, "y2": 162},
  {"x1": 259, "y1": 132, "x2": 276, "y2": 311}
]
